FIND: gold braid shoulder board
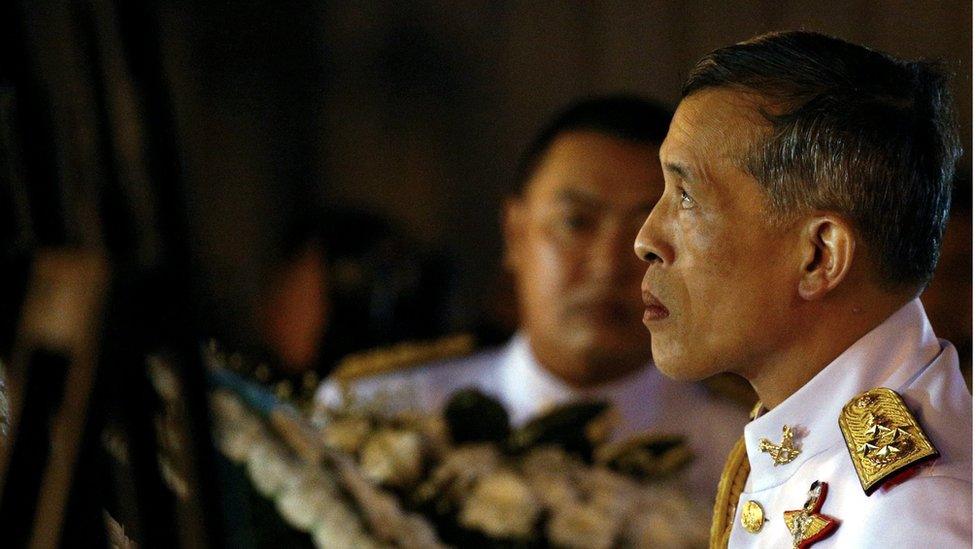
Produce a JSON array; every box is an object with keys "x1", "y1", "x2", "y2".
[
  {"x1": 839, "y1": 387, "x2": 939, "y2": 495},
  {"x1": 330, "y1": 334, "x2": 476, "y2": 383}
]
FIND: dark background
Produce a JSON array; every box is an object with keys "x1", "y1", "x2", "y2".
[
  {"x1": 0, "y1": 2, "x2": 969, "y2": 546},
  {"x1": 154, "y1": 1, "x2": 972, "y2": 353}
]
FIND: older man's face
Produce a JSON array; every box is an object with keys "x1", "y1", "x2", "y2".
[
  {"x1": 505, "y1": 130, "x2": 661, "y2": 383},
  {"x1": 634, "y1": 89, "x2": 801, "y2": 381}
]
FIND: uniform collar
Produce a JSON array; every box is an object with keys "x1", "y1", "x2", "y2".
[
  {"x1": 743, "y1": 299, "x2": 942, "y2": 490},
  {"x1": 499, "y1": 332, "x2": 658, "y2": 426}
]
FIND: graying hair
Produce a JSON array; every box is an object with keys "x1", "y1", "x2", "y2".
[{"x1": 684, "y1": 31, "x2": 961, "y2": 290}]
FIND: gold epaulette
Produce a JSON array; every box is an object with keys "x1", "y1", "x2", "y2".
[
  {"x1": 330, "y1": 334, "x2": 476, "y2": 383},
  {"x1": 839, "y1": 387, "x2": 939, "y2": 495}
]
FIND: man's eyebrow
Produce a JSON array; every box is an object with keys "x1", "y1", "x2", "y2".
[
  {"x1": 663, "y1": 161, "x2": 698, "y2": 183},
  {"x1": 555, "y1": 187, "x2": 602, "y2": 206},
  {"x1": 557, "y1": 187, "x2": 656, "y2": 214}
]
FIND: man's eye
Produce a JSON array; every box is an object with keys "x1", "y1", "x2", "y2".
[
  {"x1": 562, "y1": 213, "x2": 591, "y2": 230},
  {"x1": 679, "y1": 189, "x2": 695, "y2": 209}
]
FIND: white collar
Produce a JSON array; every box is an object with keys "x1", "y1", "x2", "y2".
[
  {"x1": 498, "y1": 332, "x2": 658, "y2": 425},
  {"x1": 743, "y1": 298, "x2": 944, "y2": 490}
]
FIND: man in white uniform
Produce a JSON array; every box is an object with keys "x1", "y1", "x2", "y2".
[
  {"x1": 634, "y1": 31, "x2": 972, "y2": 546},
  {"x1": 318, "y1": 96, "x2": 749, "y2": 499}
]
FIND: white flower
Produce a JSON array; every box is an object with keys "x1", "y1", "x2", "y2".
[
  {"x1": 437, "y1": 444, "x2": 501, "y2": 483},
  {"x1": 312, "y1": 522, "x2": 367, "y2": 549},
  {"x1": 396, "y1": 411, "x2": 452, "y2": 459},
  {"x1": 210, "y1": 390, "x2": 245, "y2": 422},
  {"x1": 521, "y1": 445, "x2": 584, "y2": 478},
  {"x1": 312, "y1": 503, "x2": 385, "y2": 549},
  {"x1": 359, "y1": 429, "x2": 425, "y2": 489},
  {"x1": 547, "y1": 502, "x2": 619, "y2": 549},
  {"x1": 276, "y1": 483, "x2": 332, "y2": 532},
  {"x1": 219, "y1": 418, "x2": 265, "y2": 464},
  {"x1": 397, "y1": 514, "x2": 449, "y2": 549},
  {"x1": 212, "y1": 396, "x2": 266, "y2": 464},
  {"x1": 321, "y1": 416, "x2": 372, "y2": 454},
  {"x1": 519, "y1": 446, "x2": 583, "y2": 510},
  {"x1": 418, "y1": 443, "x2": 501, "y2": 505},
  {"x1": 627, "y1": 512, "x2": 686, "y2": 548},
  {"x1": 581, "y1": 467, "x2": 639, "y2": 521},
  {"x1": 525, "y1": 472, "x2": 579, "y2": 510},
  {"x1": 275, "y1": 466, "x2": 340, "y2": 531},
  {"x1": 622, "y1": 483, "x2": 710, "y2": 548},
  {"x1": 246, "y1": 440, "x2": 300, "y2": 497},
  {"x1": 459, "y1": 470, "x2": 541, "y2": 539}
]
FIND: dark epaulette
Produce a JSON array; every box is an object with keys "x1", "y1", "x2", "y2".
[{"x1": 330, "y1": 334, "x2": 476, "y2": 383}]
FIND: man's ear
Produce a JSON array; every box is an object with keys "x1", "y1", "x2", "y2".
[
  {"x1": 501, "y1": 196, "x2": 526, "y2": 271},
  {"x1": 797, "y1": 215, "x2": 856, "y2": 300}
]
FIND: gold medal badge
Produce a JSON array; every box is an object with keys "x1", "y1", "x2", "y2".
[{"x1": 838, "y1": 387, "x2": 939, "y2": 495}]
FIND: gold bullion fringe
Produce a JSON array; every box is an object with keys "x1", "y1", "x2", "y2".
[{"x1": 709, "y1": 436, "x2": 750, "y2": 549}]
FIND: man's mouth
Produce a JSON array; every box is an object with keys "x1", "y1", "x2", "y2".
[
  {"x1": 641, "y1": 290, "x2": 670, "y2": 322},
  {"x1": 573, "y1": 298, "x2": 637, "y2": 324}
]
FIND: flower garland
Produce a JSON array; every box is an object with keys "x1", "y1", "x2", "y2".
[{"x1": 207, "y1": 347, "x2": 709, "y2": 548}]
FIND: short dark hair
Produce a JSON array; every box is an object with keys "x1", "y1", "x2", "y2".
[
  {"x1": 513, "y1": 95, "x2": 673, "y2": 194},
  {"x1": 683, "y1": 30, "x2": 962, "y2": 291}
]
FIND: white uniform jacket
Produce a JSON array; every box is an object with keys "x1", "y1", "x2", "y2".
[{"x1": 728, "y1": 299, "x2": 972, "y2": 547}]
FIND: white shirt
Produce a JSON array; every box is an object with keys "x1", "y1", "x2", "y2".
[
  {"x1": 316, "y1": 333, "x2": 747, "y2": 498},
  {"x1": 729, "y1": 299, "x2": 972, "y2": 547}
]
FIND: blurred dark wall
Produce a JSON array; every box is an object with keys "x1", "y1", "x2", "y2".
[{"x1": 154, "y1": 1, "x2": 972, "y2": 349}]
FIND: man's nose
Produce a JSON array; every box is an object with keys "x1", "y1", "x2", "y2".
[
  {"x1": 588, "y1": 222, "x2": 641, "y2": 281},
  {"x1": 634, "y1": 203, "x2": 672, "y2": 265}
]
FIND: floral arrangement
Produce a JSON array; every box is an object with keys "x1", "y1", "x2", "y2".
[{"x1": 208, "y1": 350, "x2": 710, "y2": 548}]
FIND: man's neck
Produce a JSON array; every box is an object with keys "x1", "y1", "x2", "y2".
[
  {"x1": 525, "y1": 337, "x2": 647, "y2": 390},
  {"x1": 745, "y1": 292, "x2": 911, "y2": 410}
]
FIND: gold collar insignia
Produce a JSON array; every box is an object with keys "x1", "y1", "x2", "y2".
[{"x1": 759, "y1": 425, "x2": 801, "y2": 465}]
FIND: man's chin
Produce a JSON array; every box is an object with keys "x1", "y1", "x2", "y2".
[
  {"x1": 650, "y1": 351, "x2": 715, "y2": 382},
  {"x1": 577, "y1": 335, "x2": 650, "y2": 364}
]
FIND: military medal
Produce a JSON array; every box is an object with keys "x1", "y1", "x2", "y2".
[
  {"x1": 759, "y1": 425, "x2": 801, "y2": 465},
  {"x1": 783, "y1": 481, "x2": 838, "y2": 548},
  {"x1": 839, "y1": 387, "x2": 939, "y2": 495}
]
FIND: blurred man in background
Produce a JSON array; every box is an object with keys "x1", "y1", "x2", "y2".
[
  {"x1": 317, "y1": 96, "x2": 750, "y2": 497},
  {"x1": 253, "y1": 209, "x2": 456, "y2": 379}
]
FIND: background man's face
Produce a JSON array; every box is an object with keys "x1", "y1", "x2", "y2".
[
  {"x1": 634, "y1": 89, "x2": 800, "y2": 381},
  {"x1": 505, "y1": 130, "x2": 662, "y2": 384}
]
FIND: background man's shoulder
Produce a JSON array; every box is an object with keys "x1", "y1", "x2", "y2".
[{"x1": 315, "y1": 336, "x2": 507, "y2": 410}]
